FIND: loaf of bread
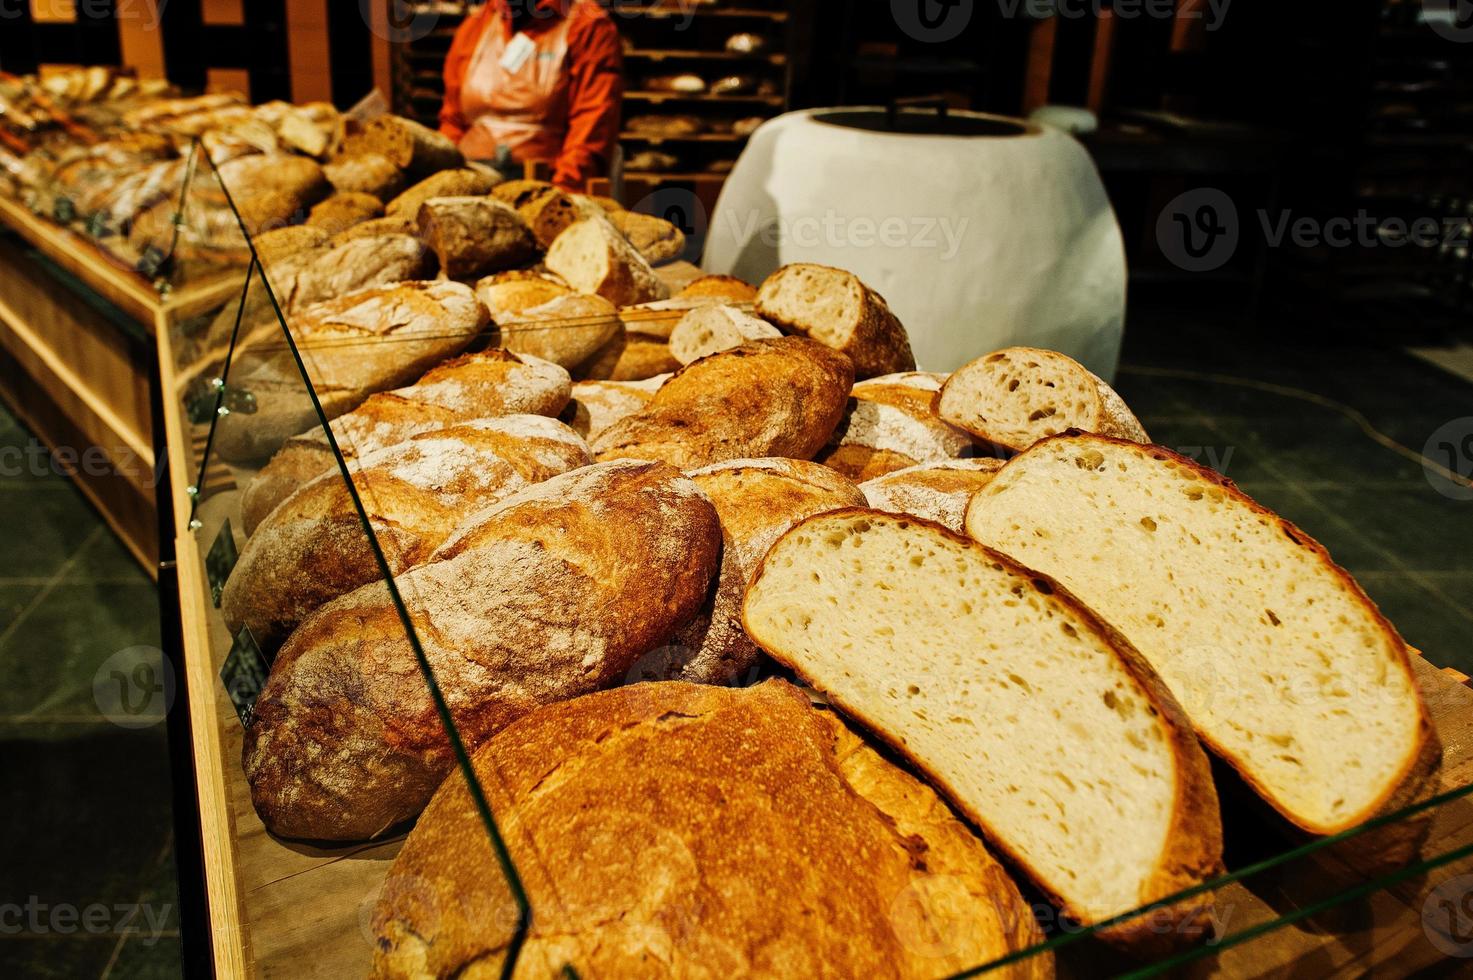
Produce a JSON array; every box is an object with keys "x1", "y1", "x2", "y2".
[
  {"x1": 474, "y1": 269, "x2": 573, "y2": 322},
  {"x1": 249, "y1": 224, "x2": 330, "y2": 266},
  {"x1": 243, "y1": 460, "x2": 722, "y2": 840},
  {"x1": 496, "y1": 293, "x2": 622, "y2": 369},
  {"x1": 515, "y1": 186, "x2": 601, "y2": 248},
  {"x1": 416, "y1": 196, "x2": 539, "y2": 280},
  {"x1": 576, "y1": 331, "x2": 681, "y2": 381},
  {"x1": 544, "y1": 218, "x2": 670, "y2": 306},
  {"x1": 222, "y1": 416, "x2": 591, "y2": 645},
  {"x1": 276, "y1": 233, "x2": 434, "y2": 311},
  {"x1": 616, "y1": 296, "x2": 726, "y2": 340},
  {"x1": 965, "y1": 434, "x2": 1439, "y2": 845},
  {"x1": 755, "y1": 263, "x2": 916, "y2": 379},
  {"x1": 668, "y1": 303, "x2": 780, "y2": 364},
  {"x1": 655, "y1": 459, "x2": 865, "y2": 686},
  {"x1": 371, "y1": 680, "x2": 1049, "y2": 979},
  {"x1": 563, "y1": 376, "x2": 667, "y2": 441},
  {"x1": 213, "y1": 280, "x2": 486, "y2": 463},
  {"x1": 608, "y1": 209, "x2": 686, "y2": 264},
  {"x1": 489, "y1": 178, "x2": 555, "y2": 209},
  {"x1": 626, "y1": 113, "x2": 704, "y2": 136},
  {"x1": 817, "y1": 383, "x2": 975, "y2": 481},
  {"x1": 384, "y1": 167, "x2": 497, "y2": 218},
  {"x1": 322, "y1": 152, "x2": 405, "y2": 201},
  {"x1": 240, "y1": 349, "x2": 572, "y2": 533},
  {"x1": 326, "y1": 214, "x2": 415, "y2": 245},
  {"x1": 343, "y1": 114, "x2": 464, "y2": 175},
  {"x1": 304, "y1": 191, "x2": 383, "y2": 235},
  {"x1": 861, "y1": 458, "x2": 1006, "y2": 532},
  {"x1": 852, "y1": 370, "x2": 949, "y2": 412},
  {"x1": 677, "y1": 273, "x2": 758, "y2": 303},
  {"x1": 937, "y1": 347, "x2": 1147, "y2": 454},
  {"x1": 591, "y1": 337, "x2": 853, "y2": 469},
  {"x1": 743, "y1": 509, "x2": 1224, "y2": 948}
]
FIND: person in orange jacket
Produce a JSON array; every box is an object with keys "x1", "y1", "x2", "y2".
[{"x1": 440, "y1": 0, "x2": 623, "y2": 190}]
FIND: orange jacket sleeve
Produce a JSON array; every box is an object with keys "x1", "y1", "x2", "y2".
[
  {"x1": 553, "y1": 9, "x2": 624, "y2": 190},
  {"x1": 439, "y1": 8, "x2": 493, "y2": 143}
]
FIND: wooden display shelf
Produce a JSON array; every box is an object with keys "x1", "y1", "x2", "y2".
[
  {"x1": 620, "y1": 130, "x2": 750, "y2": 142},
  {"x1": 625, "y1": 90, "x2": 784, "y2": 105},
  {"x1": 625, "y1": 47, "x2": 787, "y2": 63},
  {"x1": 620, "y1": 5, "x2": 788, "y2": 19}
]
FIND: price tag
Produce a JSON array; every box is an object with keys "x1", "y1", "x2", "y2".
[
  {"x1": 499, "y1": 32, "x2": 536, "y2": 74},
  {"x1": 220, "y1": 627, "x2": 271, "y2": 728},
  {"x1": 206, "y1": 519, "x2": 239, "y2": 607}
]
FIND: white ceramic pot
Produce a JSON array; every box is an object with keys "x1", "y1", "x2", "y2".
[{"x1": 703, "y1": 108, "x2": 1127, "y2": 379}]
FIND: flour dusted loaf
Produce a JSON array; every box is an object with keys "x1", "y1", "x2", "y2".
[
  {"x1": 239, "y1": 349, "x2": 571, "y2": 533},
  {"x1": 964, "y1": 434, "x2": 1438, "y2": 844},
  {"x1": 474, "y1": 269, "x2": 574, "y2": 321},
  {"x1": 937, "y1": 347, "x2": 1147, "y2": 454},
  {"x1": 591, "y1": 337, "x2": 852, "y2": 469},
  {"x1": 652, "y1": 459, "x2": 865, "y2": 686},
  {"x1": 371, "y1": 680, "x2": 1049, "y2": 979},
  {"x1": 213, "y1": 280, "x2": 486, "y2": 463},
  {"x1": 416, "y1": 196, "x2": 539, "y2": 279},
  {"x1": 222, "y1": 416, "x2": 590, "y2": 645},
  {"x1": 243, "y1": 461, "x2": 721, "y2": 840},
  {"x1": 755, "y1": 262, "x2": 916, "y2": 379},
  {"x1": 668, "y1": 303, "x2": 780, "y2": 364},
  {"x1": 861, "y1": 458, "x2": 1006, "y2": 532},
  {"x1": 563, "y1": 376, "x2": 667, "y2": 441},
  {"x1": 544, "y1": 217, "x2": 670, "y2": 306},
  {"x1": 817, "y1": 376, "x2": 976, "y2": 481},
  {"x1": 496, "y1": 293, "x2": 621, "y2": 369},
  {"x1": 743, "y1": 510, "x2": 1223, "y2": 948}
]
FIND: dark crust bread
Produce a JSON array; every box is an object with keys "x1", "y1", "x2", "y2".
[
  {"x1": 370, "y1": 679, "x2": 1050, "y2": 979},
  {"x1": 591, "y1": 336, "x2": 854, "y2": 468},
  {"x1": 741, "y1": 507, "x2": 1225, "y2": 952},
  {"x1": 243, "y1": 461, "x2": 722, "y2": 841},
  {"x1": 988, "y1": 432, "x2": 1439, "y2": 845}
]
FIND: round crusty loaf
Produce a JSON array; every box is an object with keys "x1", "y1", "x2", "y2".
[
  {"x1": 576, "y1": 331, "x2": 680, "y2": 381},
  {"x1": 860, "y1": 457, "x2": 1007, "y2": 532},
  {"x1": 328, "y1": 215, "x2": 415, "y2": 245},
  {"x1": 250, "y1": 224, "x2": 330, "y2": 266},
  {"x1": 416, "y1": 196, "x2": 539, "y2": 280},
  {"x1": 305, "y1": 191, "x2": 384, "y2": 235},
  {"x1": 591, "y1": 336, "x2": 853, "y2": 469},
  {"x1": 562, "y1": 375, "x2": 667, "y2": 441},
  {"x1": 516, "y1": 186, "x2": 601, "y2": 249},
  {"x1": 474, "y1": 269, "x2": 573, "y2": 322},
  {"x1": 607, "y1": 208, "x2": 686, "y2": 265},
  {"x1": 239, "y1": 349, "x2": 573, "y2": 534},
  {"x1": 322, "y1": 152, "x2": 405, "y2": 201},
  {"x1": 496, "y1": 292, "x2": 622, "y2": 369},
  {"x1": 668, "y1": 303, "x2": 780, "y2": 365},
  {"x1": 243, "y1": 460, "x2": 722, "y2": 841},
  {"x1": 385, "y1": 167, "x2": 497, "y2": 218},
  {"x1": 936, "y1": 347, "x2": 1147, "y2": 454},
  {"x1": 652, "y1": 458, "x2": 865, "y2": 686},
  {"x1": 676, "y1": 272, "x2": 756, "y2": 303},
  {"x1": 755, "y1": 262, "x2": 916, "y2": 380},
  {"x1": 213, "y1": 279, "x2": 487, "y2": 464},
  {"x1": 370, "y1": 680, "x2": 1050, "y2": 979},
  {"x1": 222, "y1": 416, "x2": 591, "y2": 645}
]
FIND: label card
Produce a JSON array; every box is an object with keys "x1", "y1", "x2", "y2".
[
  {"x1": 500, "y1": 32, "x2": 536, "y2": 74},
  {"x1": 207, "y1": 519, "x2": 238, "y2": 607},
  {"x1": 220, "y1": 627, "x2": 270, "y2": 728}
]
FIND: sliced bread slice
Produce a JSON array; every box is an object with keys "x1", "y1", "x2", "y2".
[
  {"x1": 964, "y1": 434, "x2": 1437, "y2": 838},
  {"x1": 544, "y1": 217, "x2": 670, "y2": 306},
  {"x1": 936, "y1": 347, "x2": 1146, "y2": 454},
  {"x1": 754, "y1": 263, "x2": 915, "y2": 379},
  {"x1": 743, "y1": 509, "x2": 1223, "y2": 947},
  {"x1": 668, "y1": 303, "x2": 781, "y2": 364}
]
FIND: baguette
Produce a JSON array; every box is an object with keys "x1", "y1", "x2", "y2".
[
  {"x1": 743, "y1": 509, "x2": 1224, "y2": 948},
  {"x1": 861, "y1": 458, "x2": 1006, "y2": 532},
  {"x1": 667, "y1": 303, "x2": 780, "y2": 365},
  {"x1": 239, "y1": 349, "x2": 571, "y2": 533},
  {"x1": 964, "y1": 434, "x2": 1438, "y2": 843},
  {"x1": 544, "y1": 218, "x2": 670, "y2": 306},
  {"x1": 415, "y1": 196, "x2": 539, "y2": 280},
  {"x1": 222, "y1": 416, "x2": 591, "y2": 645},
  {"x1": 371, "y1": 680, "x2": 1049, "y2": 979},
  {"x1": 243, "y1": 460, "x2": 721, "y2": 840},
  {"x1": 755, "y1": 262, "x2": 916, "y2": 379},
  {"x1": 655, "y1": 459, "x2": 866, "y2": 685},
  {"x1": 937, "y1": 347, "x2": 1147, "y2": 454},
  {"x1": 591, "y1": 337, "x2": 853, "y2": 469}
]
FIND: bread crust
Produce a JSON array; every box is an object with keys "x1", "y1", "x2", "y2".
[
  {"x1": 591, "y1": 336, "x2": 853, "y2": 469},
  {"x1": 741, "y1": 508, "x2": 1224, "y2": 951},
  {"x1": 243, "y1": 461, "x2": 722, "y2": 841},
  {"x1": 983, "y1": 433, "x2": 1437, "y2": 841},
  {"x1": 755, "y1": 263, "x2": 917, "y2": 379},
  {"x1": 370, "y1": 680, "x2": 1050, "y2": 979}
]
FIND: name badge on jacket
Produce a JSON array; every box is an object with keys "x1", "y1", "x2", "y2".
[{"x1": 499, "y1": 32, "x2": 536, "y2": 74}]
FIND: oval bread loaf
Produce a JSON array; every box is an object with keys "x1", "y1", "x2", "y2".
[
  {"x1": 222, "y1": 416, "x2": 591, "y2": 645},
  {"x1": 607, "y1": 208, "x2": 686, "y2": 265},
  {"x1": 371, "y1": 680, "x2": 1050, "y2": 980},
  {"x1": 496, "y1": 292, "x2": 622, "y2": 369},
  {"x1": 562, "y1": 376, "x2": 667, "y2": 441},
  {"x1": 743, "y1": 509, "x2": 1224, "y2": 949},
  {"x1": 242, "y1": 460, "x2": 721, "y2": 840},
  {"x1": 384, "y1": 167, "x2": 496, "y2": 217},
  {"x1": 755, "y1": 262, "x2": 916, "y2": 379},
  {"x1": 416, "y1": 196, "x2": 539, "y2": 280},
  {"x1": 322, "y1": 152, "x2": 405, "y2": 201},
  {"x1": 591, "y1": 337, "x2": 853, "y2": 469},
  {"x1": 475, "y1": 269, "x2": 573, "y2": 322},
  {"x1": 676, "y1": 273, "x2": 757, "y2": 303},
  {"x1": 936, "y1": 347, "x2": 1147, "y2": 454}
]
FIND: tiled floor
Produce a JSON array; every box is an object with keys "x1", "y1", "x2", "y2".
[
  {"x1": 0, "y1": 300, "x2": 1467, "y2": 980},
  {"x1": 0, "y1": 404, "x2": 181, "y2": 979}
]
